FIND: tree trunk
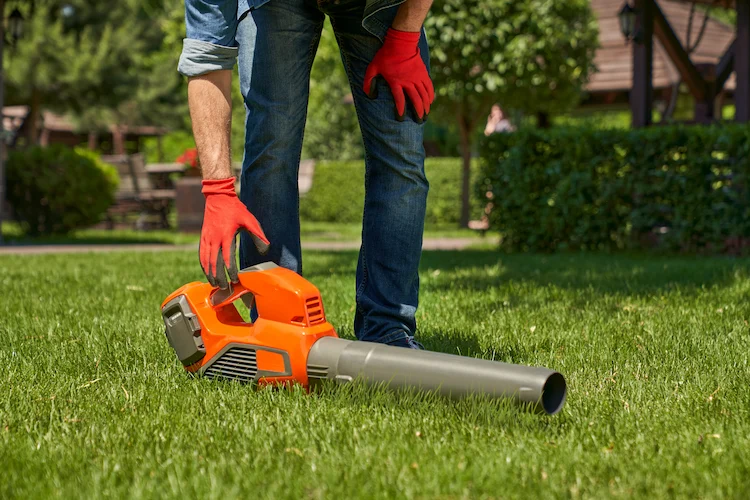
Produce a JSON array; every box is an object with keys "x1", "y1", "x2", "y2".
[
  {"x1": 112, "y1": 126, "x2": 125, "y2": 155},
  {"x1": 457, "y1": 114, "x2": 473, "y2": 228},
  {"x1": 87, "y1": 131, "x2": 98, "y2": 150},
  {"x1": 536, "y1": 111, "x2": 550, "y2": 129},
  {"x1": 26, "y1": 88, "x2": 42, "y2": 146}
]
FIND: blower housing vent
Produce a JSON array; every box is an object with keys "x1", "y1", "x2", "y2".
[
  {"x1": 305, "y1": 296, "x2": 325, "y2": 326},
  {"x1": 203, "y1": 346, "x2": 258, "y2": 382}
]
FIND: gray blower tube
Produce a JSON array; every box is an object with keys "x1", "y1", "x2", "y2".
[{"x1": 307, "y1": 337, "x2": 567, "y2": 415}]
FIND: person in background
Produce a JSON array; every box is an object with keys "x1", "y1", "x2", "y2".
[{"x1": 484, "y1": 104, "x2": 514, "y2": 136}]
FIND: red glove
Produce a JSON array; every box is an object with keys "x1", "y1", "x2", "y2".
[
  {"x1": 200, "y1": 177, "x2": 270, "y2": 289},
  {"x1": 364, "y1": 28, "x2": 435, "y2": 122}
]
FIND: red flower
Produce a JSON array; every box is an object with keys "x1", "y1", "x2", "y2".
[{"x1": 176, "y1": 148, "x2": 199, "y2": 168}]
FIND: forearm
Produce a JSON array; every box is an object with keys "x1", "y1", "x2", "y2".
[
  {"x1": 187, "y1": 70, "x2": 233, "y2": 180},
  {"x1": 484, "y1": 121, "x2": 495, "y2": 136},
  {"x1": 392, "y1": 0, "x2": 433, "y2": 32}
]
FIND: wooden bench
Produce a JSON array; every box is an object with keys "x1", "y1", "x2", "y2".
[{"x1": 103, "y1": 153, "x2": 176, "y2": 230}]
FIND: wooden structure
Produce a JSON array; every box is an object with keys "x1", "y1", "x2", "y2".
[
  {"x1": 2, "y1": 106, "x2": 165, "y2": 154},
  {"x1": 588, "y1": 0, "x2": 736, "y2": 115},
  {"x1": 103, "y1": 153, "x2": 178, "y2": 229},
  {"x1": 617, "y1": 0, "x2": 748, "y2": 125}
]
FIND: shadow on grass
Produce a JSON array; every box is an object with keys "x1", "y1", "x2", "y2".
[
  {"x1": 420, "y1": 328, "x2": 483, "y2": 357},
  {"x1": 420, "y1": 249, "x2": 750, "y2": 296},
  {"x1": 305, "y1": 248, "x2": 750, "y2": 298}
]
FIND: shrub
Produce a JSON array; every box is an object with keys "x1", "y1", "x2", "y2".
[
  {"x1": 299, "y1": 158, "x2": 484, "y2": 225},
  {"x1": 7, "y1": 145, "x2": 119, "y2": 236},
  {"x1": 478, "y1": 125, "x2": 750, "y2": 253},
  {"x1": 423, "y1": 158, "x2": 485, "y2": 225}
]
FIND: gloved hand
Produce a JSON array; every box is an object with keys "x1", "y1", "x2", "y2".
[
  {"x1": 364, "y1": 28, "x2": 434, "y2": 122},
  {"x1": 200, "y1": 177, "x2": 270, "y2": 290}
]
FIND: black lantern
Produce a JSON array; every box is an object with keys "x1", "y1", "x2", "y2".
[
  {"x1": 618, "y1": 1, "x2": 638, "y2": 43},
  {"x1": 8, "y1": 8, "x2": 23, "y2": 44}
]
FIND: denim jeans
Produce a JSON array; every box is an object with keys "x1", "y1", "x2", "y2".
[{"x1": 235, "y1": 0, "x2": 429, "y2": 346}]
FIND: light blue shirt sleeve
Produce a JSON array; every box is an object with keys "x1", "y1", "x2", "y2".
[{"x1": 178, "y1": 0, "x2": 241, "y2": 77}]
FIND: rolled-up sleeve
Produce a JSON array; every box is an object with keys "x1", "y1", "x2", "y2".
[{"x1": 178, "y1": 0, "x2": 240, "y2": 77}]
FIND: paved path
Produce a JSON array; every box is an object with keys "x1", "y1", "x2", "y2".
[{"x1": 0, "y1": 238, "x2": 491, "y2": 256}]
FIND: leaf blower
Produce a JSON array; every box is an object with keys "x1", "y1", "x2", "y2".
[{"x1": 161, "y1": 262, "x2": 567, "y2": 415}]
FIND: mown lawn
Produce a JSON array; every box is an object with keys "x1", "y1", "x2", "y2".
[
  {"x1": 1, "y1": 249, "x2": 749, "y2": 498},
  {"x1": 1, "y1": 221, "x2": 485, "y2": 246}
]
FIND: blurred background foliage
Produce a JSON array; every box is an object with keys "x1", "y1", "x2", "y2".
[
  {"x1": 6, "y1": 145, "x2": 119, "y2": 235},
  {"x1": 299, "y1": 158, "x2": 485, "y2": 225},
  {"x1": 9, "y1": 0, "x2": 599, "y2": 166},
  {"x1": 6, "y1": 0, "x2": 187, "y2": 143},
  {"x1": 479, "y1": 124, "x2": 750, "y2": 253},
  {"x1": 424, "y1": 0, "x2": 599, "y2": 225},
  {"x1": 5, "y1": 0, "x2": 748, "y2": 245}
]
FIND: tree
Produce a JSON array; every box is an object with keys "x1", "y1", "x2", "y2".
[
  {"x1": 5, "y1": 0, "x2": 185, "y2": 146},
  {"x1": 424, "y1": 0, "x2": 599, "y2": 226}
]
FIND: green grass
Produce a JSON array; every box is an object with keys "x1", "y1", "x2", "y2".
[
  {"x1": 2, "y1": 250, "x2": 749, "y2": 498},
  {"x1": 2, "y1": 221, "x2": 484, "y2": 246},
  {"x1": 0, "y1": 222, "x2": 198, "y2": 246}
]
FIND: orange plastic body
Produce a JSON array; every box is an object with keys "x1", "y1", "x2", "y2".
[{"x1": 161, "y1": 265, "x2": 338, "y2": 388}]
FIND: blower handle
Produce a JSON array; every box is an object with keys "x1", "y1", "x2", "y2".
[
  {"x1": 209, "y1": 282, "x2": 252, "y2": 311},
  {"x1": 204, "y1": 262, "x2": 321, "y2": 326}
]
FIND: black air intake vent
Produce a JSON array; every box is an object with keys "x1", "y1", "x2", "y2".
[{"x1": 203, "y1": 346, "x2": 258, "y2": 382}]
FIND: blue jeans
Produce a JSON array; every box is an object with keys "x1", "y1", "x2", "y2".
[{"x1": 236, "y1": 0, "x2": 429, "y2": 346}]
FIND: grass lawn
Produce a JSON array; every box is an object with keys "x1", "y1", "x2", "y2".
[
  {"x1": 1, "y1": 221, "x2": 485, "y2": 246},
  {"x1": 1, "y1": 249, "x2": 749, "y2": 498},
  {"x1": 0, "y1": 222, "x2": 199, "y2": 246}
]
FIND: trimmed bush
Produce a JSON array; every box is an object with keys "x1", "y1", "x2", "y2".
[
  {"x1": 7, "y1": 145, "x2": 119, "y2": 236},
  {"x1": 299, "y1": 158, "x2": 484, "y2": 225},
  {"x1": 478, "y1": 125, "x2": 750, "y2": 253}
]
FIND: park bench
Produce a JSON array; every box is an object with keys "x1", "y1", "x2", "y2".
[{"x1": 103, "y1": 153, "x2": 176, "y2": 230}]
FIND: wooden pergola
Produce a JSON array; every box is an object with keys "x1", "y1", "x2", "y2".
[
  {"x1": 2, "y1": 106, "x2": 166, "y2": 155},
  {"x1": 630, "y1": 0, "x2": 749, "y2": 125}
]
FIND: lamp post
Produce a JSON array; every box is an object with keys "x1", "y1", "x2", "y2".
[
  {"x1": 8, "y1": 8, "x2": 22, "y2": 42},
  {"x1": 618, "y1": 1, "x2": 639, "y2": 44},
  {"x1": 0, "y1": 3, "x2": 25, "y2": 244}
]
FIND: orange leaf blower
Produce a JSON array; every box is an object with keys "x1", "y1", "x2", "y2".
[{"x1": 161, "y1": 262, "x2": 567, "y2": 415}]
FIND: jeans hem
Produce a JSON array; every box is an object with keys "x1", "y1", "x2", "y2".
[{"x1": 366, "y1": 330, "x2": 411, "y2": 345}]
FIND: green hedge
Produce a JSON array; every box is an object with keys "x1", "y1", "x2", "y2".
[
  {"x1": 299, "y1": 158, "x2": 484, "y2": 225},
  {"x1": 7, "y1": 146, "x2": 119, "y2": 236},
  {"x1": 478, "y1": 125, "x2": 750, "y2": 253}
]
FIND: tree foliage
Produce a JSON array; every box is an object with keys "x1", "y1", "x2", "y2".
[
  {"x1": 424, "y1": 0, "x2": 598, "y2": 226},
  {"x1": 425, "y1": 0, "x2": 599, "y2": 121},
  {"x1": 6, "y1": 0, "x2": 186, "y2": 143}
]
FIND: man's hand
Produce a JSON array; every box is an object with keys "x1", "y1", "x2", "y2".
[
  {"x1": 364, "y1": 28, "x2": 434, "y2": 122},
  {"x1": 200, "y1": 177, "x2": 270, "y2": 290},
  {"x1": 188, "y1": 72, "x2": 266, "y2": 288}
]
